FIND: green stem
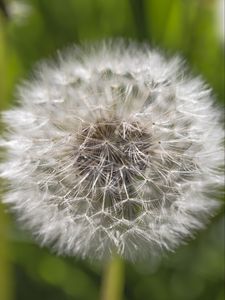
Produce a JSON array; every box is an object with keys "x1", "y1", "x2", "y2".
[{"x1": 101, "y1": 255, "x2": 124, "y2": 300}]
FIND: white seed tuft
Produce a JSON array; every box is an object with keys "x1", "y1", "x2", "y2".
[{"x1": 0, "y1": 41, "x2": 224, "y2": 262}]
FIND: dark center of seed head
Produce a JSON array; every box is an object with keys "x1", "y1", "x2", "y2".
[
  {"x1": 75, "y1": 118, "x2": 150, "y2": 186},
  {"x1": 74, "y1": 118, "x2": 152, "y2": 220}
]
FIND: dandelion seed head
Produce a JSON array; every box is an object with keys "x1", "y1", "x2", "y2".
[{"x1": 0, "y1": 41, "x2": 224, "y2": 261}]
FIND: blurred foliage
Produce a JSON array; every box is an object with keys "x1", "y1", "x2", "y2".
[{"x1": 0, "y1": 0, "x2": 224, "y2": 300}]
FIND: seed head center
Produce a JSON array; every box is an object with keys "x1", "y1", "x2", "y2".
[{"x1": 75, "y1": 118, "x2": 151, "y2": 192}]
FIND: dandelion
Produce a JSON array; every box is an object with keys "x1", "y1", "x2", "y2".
[{"x1": 0, "y1": 41, "x2": 223, "y2": 262}]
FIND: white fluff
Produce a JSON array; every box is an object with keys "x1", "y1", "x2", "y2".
[{"x1": 0, "y1": 41, "x2": 224, "y2": 262}]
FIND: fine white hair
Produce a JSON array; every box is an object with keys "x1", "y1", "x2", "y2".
[{"x1": 0, "y1": 40, "x2": 224, "y2": 262}]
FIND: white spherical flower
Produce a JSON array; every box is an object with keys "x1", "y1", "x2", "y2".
[{"x1": 0, "y1": 41, "x2": 223, "y2": 262}]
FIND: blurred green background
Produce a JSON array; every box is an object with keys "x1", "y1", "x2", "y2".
[{"x1": 0, "y1": 0, "x2": 224, "y2": 300}]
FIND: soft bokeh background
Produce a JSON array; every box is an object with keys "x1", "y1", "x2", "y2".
[{"x1": 0, "y1": 0, "x2": 224, "y2": 300}]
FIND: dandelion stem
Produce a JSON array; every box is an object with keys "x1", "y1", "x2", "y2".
[{"x1": 101, "y1": 255, "x2": 124, "y2": 300}]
